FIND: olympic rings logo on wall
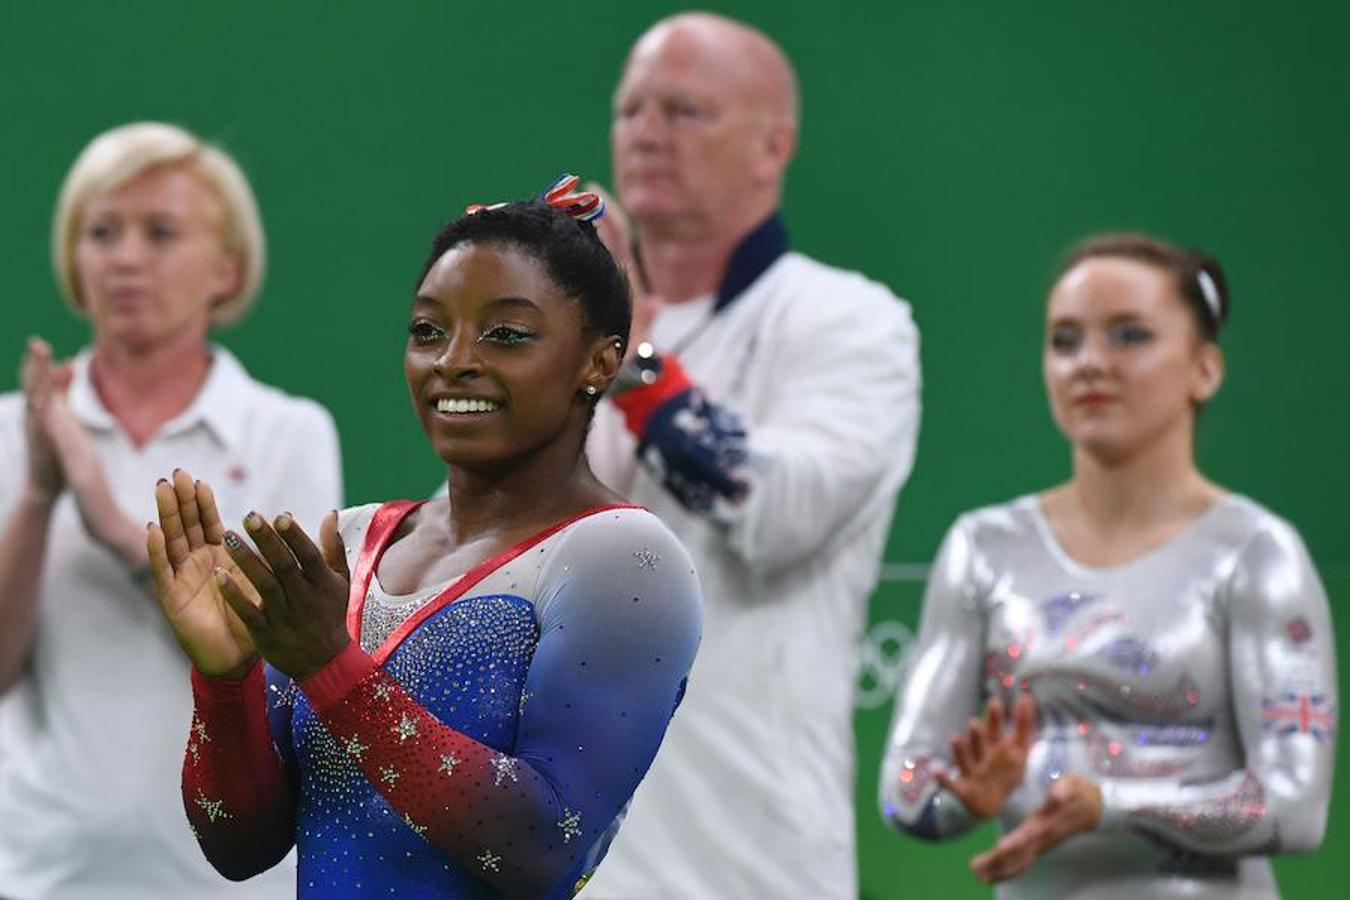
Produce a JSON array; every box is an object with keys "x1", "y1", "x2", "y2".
[{"x1": 855, "y1": 620, "x2": 915, "y2": 710}]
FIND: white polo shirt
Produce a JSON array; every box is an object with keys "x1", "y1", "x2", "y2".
[
  {"x1": 0, "y1": 346, "x2": 342, "y2": 900},
  {"x1": 581, "y1": 250, "x2": 921, "y2": 899}
]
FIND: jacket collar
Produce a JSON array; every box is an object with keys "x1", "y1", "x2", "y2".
[{"x1": 713, "y1": 212, "x2": 790, "y2": 313}]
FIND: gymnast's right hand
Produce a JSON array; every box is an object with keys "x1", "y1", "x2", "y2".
[
  {"x1": 934, "y1": 694, "x2": 1036, "y2": 820},
  {"x1": 147, "y1": 469, "x2": 260, "y2": 679}
]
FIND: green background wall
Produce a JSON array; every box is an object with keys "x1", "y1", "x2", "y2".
[{"x1": 2, "y1": 2, "x2": 1345, "y2": 896}]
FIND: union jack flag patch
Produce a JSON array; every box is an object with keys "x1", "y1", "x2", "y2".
[{"x1": 1262, "y1": 691, "x2": 1337, "y2": 742}]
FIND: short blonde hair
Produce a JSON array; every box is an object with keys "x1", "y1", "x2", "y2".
[{"x1": 51, "y1": 122, "x2": 266, "y2": 326}]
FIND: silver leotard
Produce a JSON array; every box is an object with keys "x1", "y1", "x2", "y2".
[{"x1": 881, "y1": 494, "x2": 1337, "y2": 899}]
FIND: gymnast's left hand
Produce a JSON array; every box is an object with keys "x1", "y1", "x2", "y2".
[
  {"x1": 969, "y1": 773, "x2": 1102, "y2": 884},
  {"x1": 216, "y1": 509, "x2": 353, "y2": 682}
]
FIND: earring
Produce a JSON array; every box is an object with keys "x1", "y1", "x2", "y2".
[{"x1": 584, "y1": 385, "x2": 599, "y2": 397}]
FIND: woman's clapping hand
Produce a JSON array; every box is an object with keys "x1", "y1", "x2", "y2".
[{"x1": 935, "y1": 694, "x2": 1036, "y2": 820}]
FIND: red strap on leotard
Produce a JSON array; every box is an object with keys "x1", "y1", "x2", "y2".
[{"x1": 344, "y1": 501, "x2": 422, "y2": 644}]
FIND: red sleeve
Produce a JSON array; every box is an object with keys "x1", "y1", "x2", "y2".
[
  {"x1": 183, "y1": 662, "x2": 296, "y2": 880},
  {"x1": 300, "y1": 643, "x2": 586, "y2": 897}
]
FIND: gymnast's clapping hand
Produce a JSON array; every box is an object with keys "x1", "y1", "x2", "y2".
[
  {"x1": 147, "y1": 468, "x2": 352, "y2": 682},
  {"x1": 970, "y1": 769, "x2": 1102, "y2": 884},
  {"x1": 935, "y1": 694, "x2": 1036, "y2": 821},
  {"x1": 937, "y1": 693, "x2": 1103, "y2": 884}
]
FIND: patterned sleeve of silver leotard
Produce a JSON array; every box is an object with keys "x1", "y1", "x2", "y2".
[
  {"x1": 1096, "y1": 515, "x2": 1337, "y2": 854},
  {"x1": 878, "y1": 515, "x2": 986, "y2": 839}
]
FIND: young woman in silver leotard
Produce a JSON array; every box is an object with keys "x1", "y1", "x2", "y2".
[{"x1": 881, "y1": 234, "x2": 1336, "y2": 899}]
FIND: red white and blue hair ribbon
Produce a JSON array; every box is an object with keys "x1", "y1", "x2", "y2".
[
  {"x1": 541, "y1": 173, "x2": 604, "y2": 222},
  {"x1": 465, "y1": 172, "x2": 605, "y2": 223}
]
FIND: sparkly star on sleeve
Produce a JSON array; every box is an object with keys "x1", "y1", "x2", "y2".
[
  {"x1": 1096, "y1": 522, "x2": 1337, "y2": 854},
  {"x1": 182, "y1": 662, "x2": 298, "y2": 879},
  {"x1": 299, "y1": 511, "x2": 702, "y2": 898}
]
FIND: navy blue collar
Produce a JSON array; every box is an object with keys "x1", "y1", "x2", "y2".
[{"x1": 714, "y1": 213, "x2": 790, "y2": 312}]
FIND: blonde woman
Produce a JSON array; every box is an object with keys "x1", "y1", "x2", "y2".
[
  {"x1": 0, "y1": 122, "x2": 340, "y2": 898},
  {"x1": 881, "y1": 234, "x2": 1335, "y2": 898}
]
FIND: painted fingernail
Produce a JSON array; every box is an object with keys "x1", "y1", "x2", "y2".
[
  {"x1": 275, "y1": 513, "x2": 292, "y2": 531},
  {"x1": 245, "y1": 512, "x2": 262, "y2": 529},
  {"x1": 214, "y1": 569, "x2": 228, "y2": 586},
  {"x1": 157, "y1": 478, "x2": 168, "y2": 486},
  {"x1": 224, "y1": 531, "x2": 241, "y2": 549}
]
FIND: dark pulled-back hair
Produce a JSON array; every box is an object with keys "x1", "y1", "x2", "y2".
[
  {"x1": 1062, "y1": 233, "x2": 1230, "y2": 342},
  {"x1": 417, "y1": 200, "x2": 632, "y2": 355}
]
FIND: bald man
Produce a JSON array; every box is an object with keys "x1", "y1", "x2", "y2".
[{"x1": 580, "y1": 13, "x2": 922, "y2": 899}]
